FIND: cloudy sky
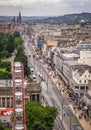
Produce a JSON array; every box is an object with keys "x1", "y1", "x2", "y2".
[{"x1": 0, "y1": 0, "x2": 91, "y2": 16}]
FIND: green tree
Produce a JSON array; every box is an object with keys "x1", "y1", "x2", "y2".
[
  {"x1": 26, "y1": 101, "x2": 58, "y2": 130},
  {"x1": 13, "y1": 31, "x2": 20, "y2": 37},
  {"x1": 0, "y1": 71, "x2": 11, "y2": 79},
  {"x1": 14, "y1": 37, "x2": 23, "y2": 48},
  {"x1": 6, "y1": 35, "x2": 15, "y2": 53},
  {"x1": 0, "y1": 122, "x2": 4, "y2": 130},
  {"x1": 15, "y1": 45, "x2": 30, "y2": 76}
]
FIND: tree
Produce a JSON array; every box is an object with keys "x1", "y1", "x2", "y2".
[
  {"x1": 14, "y1": 37, "x2": 23, "y2": 48},
  {"x1": 6, "y1": 35, "x2": 15, "y2": 53},
  {"x1": 15, "y1": 45, "x2": 30, "y2": 77},
  {"x1": 26, "y1": 101, "x2": 58, "y2": 130},
  {"x1": 0, "y1": 122, "x2": 4, "y2": 130},
  {"x1": 13, "y1": 31, "x2": 20, "y2": 37},
  {"x1": 0, "y1": 71, "x2": 11, "y2": 79}
]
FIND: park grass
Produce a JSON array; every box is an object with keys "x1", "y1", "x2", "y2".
[
  {"x1": 1, "y1": 57, "x2": 12, "y2": 62},
  {"x1": 4, "y1": 128, "x2": 11, "y2": 130},
  {"x1": 0, "y1": 68, "x2": 6, "y2": 72}
]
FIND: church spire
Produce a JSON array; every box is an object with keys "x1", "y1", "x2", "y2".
[{"x1": 18, "y1": 11, "x2": 22, "y2": 24}]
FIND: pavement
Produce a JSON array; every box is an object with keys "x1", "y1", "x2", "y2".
[
  {"x1": 69, "y1": 104, "x2": 91, "y2": 130},
  {"x1": 42, "y1": 63, "x2": 86, "y2": 130}
]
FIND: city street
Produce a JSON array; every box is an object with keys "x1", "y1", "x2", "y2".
[{"x1": 23, "y1": 34, "x2": 84, "y2": 130}]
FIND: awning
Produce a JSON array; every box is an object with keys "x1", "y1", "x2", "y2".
[{"x1": 0, "y1": 108, "x2": 13, "y2": 116}]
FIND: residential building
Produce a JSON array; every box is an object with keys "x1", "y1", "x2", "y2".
[
  {"x1": 0, "y1": 80, "x2": 13, "y2": 108},
  {"x1": 78, "y1": 43, "x2": 91, "y2": 66},
  {"x1": 0, "y1": 23, "x2": 11, "y2": 34},
  {"x1": 0, "y1": 79, "x2": 41, "y2": 108},
  {"x1": 52, "y1": 47, "x2": 91, "y2": 96},
  {"x1": 71, "y1": 65, "x2": 91, "y2": 96}
]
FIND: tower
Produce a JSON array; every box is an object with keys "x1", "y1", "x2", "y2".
[
  {"x1": 17, "y1": 11, "x2": 22, "y2": 24},
  {"x1": 12, "y1": 62, "x2": 26, "y2": 130}
]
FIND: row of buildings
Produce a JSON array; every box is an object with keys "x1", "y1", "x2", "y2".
[
  {"x1": 33, "y1": 22, "x2": 91, "y2": 116},
  {"x1": 0, "y1": 79, "x2": 41, "y2": 109},
  {"x1": 0, "y1": 12, "x2": 22, "y2": 34}
]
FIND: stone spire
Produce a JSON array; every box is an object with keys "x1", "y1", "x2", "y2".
[{"x1": 18, "y1": 11, "x2": 22, "y2": 24}]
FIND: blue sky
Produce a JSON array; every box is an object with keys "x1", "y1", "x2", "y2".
[{"x1": 0, "y1": 0, "x2": 91, "y2": 16}]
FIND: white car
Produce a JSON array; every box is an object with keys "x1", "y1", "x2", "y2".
[
  {"x1": 30, "y1": 68, "x2": 34, "y2": 74},
  {"x1": 32, "y1": 74, "x2": 36, "y2": 81}
]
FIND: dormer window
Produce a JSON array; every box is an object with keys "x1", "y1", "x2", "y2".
[
  {"x1": 79, "y1": 80, "x2": 81, "y2": 83},
  {"x1": 84, "y1": 80, "x2": 86, "y2": 83}
]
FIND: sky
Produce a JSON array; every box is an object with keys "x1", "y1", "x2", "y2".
[{"x1": 0, "y1": 0, "x2": 91, "y2": 16}]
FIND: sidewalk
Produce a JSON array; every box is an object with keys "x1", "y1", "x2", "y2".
[
  {"x1": 69, "y1": 104, "x2": 91, "y2": 130},
  {"x1": 44, "y1": 65, "x2": 86, "y2": 129}
]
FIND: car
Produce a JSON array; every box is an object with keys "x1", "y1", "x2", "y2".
[
  {"x1": 30, "y1": 68, "x2": 34, "y2": 75},
  {"x1": 30, "y1": 68, "x2": 34, "y2": 73},
  {"x1": 32, "y1": 74, "x2": 36, "y2": 81}
]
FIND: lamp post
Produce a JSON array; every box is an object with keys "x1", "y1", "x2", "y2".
[
  {"x1": 62, "y1": 99, "x2": 64, "y2": 121},
  {"x1": 44, "y1": 73, "x2": 49, "y2": 91},
  {"x1": 61, "y1": 100, "x2": 72, "y2": 130},
  {"x1": 69, "y1": 111, "x2": 72, "y2": 130}
]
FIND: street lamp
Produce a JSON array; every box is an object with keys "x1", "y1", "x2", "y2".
[
  {"x1": 61, "y1": 100, "x2": 72, "y2": 130},
  {"x1": 46, "y1": 74, "x2": 48, "y2": 91},
  {"x1": 61, "y1": 99, "x2": 64, "y2": 121}
]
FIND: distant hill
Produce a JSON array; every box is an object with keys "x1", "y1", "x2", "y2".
[
  {"x1": 0, "y1": 16, "x2": 11, "y2": 23},
  {"x1": 0, "y1": 16, "x2": 48, "y2": 23},
  {"x1": 40, "y1": 12, "x2": 91, "y2": 24},
  {"x1": 0, "y1": 12, "x2": 91, "y2": 24}
]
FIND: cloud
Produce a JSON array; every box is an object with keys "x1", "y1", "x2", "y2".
[
  {"x1": 0, "y1": 0, "x2": 91, "y2": 16},
  {"x1": 0, "y1": 0, "x2": 62, "y2": 6},
  {"x1": 0, "y1": 0, "x2": 90, "y2": 7}
]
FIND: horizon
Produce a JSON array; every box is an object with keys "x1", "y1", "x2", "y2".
[{"x1": 0, "y1": 11, "x2": 90, "y2": 17}]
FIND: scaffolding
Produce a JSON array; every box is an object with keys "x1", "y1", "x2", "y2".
[{"x1": 12, "y1": 62, "x2": 26, "y2": 130}]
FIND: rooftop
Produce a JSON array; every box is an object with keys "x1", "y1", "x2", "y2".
[
  {"x1": 0, "y1": 80, "x2": 11, "y2": 87},
  {"x1": 14, "y1": 62, "x2": 21, "y2": 67},
  {"x1": 62, "y1": 53, "x2": 79, "y2": 58},
  {"x1": 78, "y1": 43, "x2": 91, "y2": 49}
]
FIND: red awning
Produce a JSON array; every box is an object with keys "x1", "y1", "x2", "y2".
[{"x1": 0, "y1": 108, "x2": 13, "y2": 116}]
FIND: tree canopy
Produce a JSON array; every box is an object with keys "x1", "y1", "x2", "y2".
[
  {"x1": 26, "y1": 101, "x2": 58, "y2": 130},
  {"x1": 0, "y1": 31, "x2": 30, "y2": 78},
  {"x1": 0, "y1": 122, "x2": 4, "y2": 130}
]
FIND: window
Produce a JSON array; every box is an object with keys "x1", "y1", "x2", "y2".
[
  {"x1": 75, "y1": 86, "x2": 79, "y2": 89},
  {"x1": 86, "y1": 86, "x2": 88, "y2": 90},
  {"x1": 2, "y1": 98, "x2": 5, "y2": 107},
  {"x1": 84, "y1": 80, "x2": 86, "y2": 83},
  {"x1": 80, "y1": 93, "x2": 84, "y2": 96},
  {"x1": 79, "y1": 80, "x2": 81, "y2": 83},
  {"x1": 7, "y1": 102, "x2": 10, "y2": 108},
  {"x1": 80, "y1": 86, "x2": 85, "y2": 90}
]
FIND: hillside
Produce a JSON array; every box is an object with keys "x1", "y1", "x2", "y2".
[
  {"x1": 40, "y1": 12, "x2": 91, "y2": 24},
  {"x1": 0, "y1": 12, "x2": 91, "y2": 24}
]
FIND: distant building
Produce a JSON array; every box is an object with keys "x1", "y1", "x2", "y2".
[
  {"x1": 0, "y1": 23, "x2": 11, "y2": 34},
  {"x1": 17, "y1": 11, "x2": 22, "y2": 24},
  {"x1": 78, "y1": 44, "x2": 91, "y2": 66},
  {"x1": 71, "y1": 64, "x2": 91, "y2": 96},
  {"x1": 0, "y1": 80, "x2": 12, "y2": 108},
  {"x1": 52, "y1": 47, "x2": 91, "y2": 96}
]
